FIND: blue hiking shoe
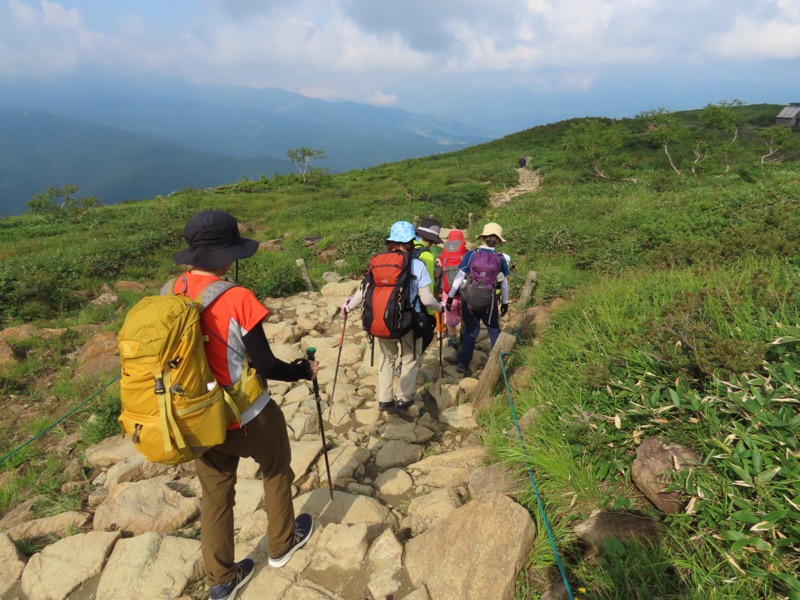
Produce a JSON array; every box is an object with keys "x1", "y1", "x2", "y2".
[
  {"x1": 209, "y1": 558, "x2": 254, "y2": 600},
  {"x1": 268, "y1": 513, "x2": 313, "y2": 568}
]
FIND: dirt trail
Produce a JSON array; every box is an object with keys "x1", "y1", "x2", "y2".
[{"x1": 490, "y1": 161, "x2": 541, "y2": 207}]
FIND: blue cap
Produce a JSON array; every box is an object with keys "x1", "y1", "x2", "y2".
[{"x1": 387, "y1": 221, "x2": 416, "y2": 243}]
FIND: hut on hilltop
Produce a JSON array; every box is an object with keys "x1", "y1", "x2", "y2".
[{"x1": 775, "y1": 104, "x2": 800, "y2": 127}]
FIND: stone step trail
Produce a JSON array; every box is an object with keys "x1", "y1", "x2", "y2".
[{"x1": 0, "y1": 278, "x2": 538, "y2": 600}]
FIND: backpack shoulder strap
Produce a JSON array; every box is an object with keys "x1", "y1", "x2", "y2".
[
  {"x1": 466, "y1": 250, "x2": 477, "y2": 269},
  {"x1": 160, "y1": 277, "x2": 179, "y2": 296},
  {"x1": 405, "y1": 251, "x2": 419, "y2": 289},
  {"x1": 197, "y1": 280, "x2": 238, "y2": 311},
  {"x1": 160, "y1": 276, "x2": 237, "y2": 311},
  {"x1": 413, "y1": 245, "x2": 432, "y2": 261}
]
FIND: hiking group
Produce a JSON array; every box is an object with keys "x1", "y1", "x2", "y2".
[
  {"x1": 343, "y1": 217, "x2": 511, "y2": 405},
  {"x1": 117, "y1": 209, "x2": 511, "y2": 600}
]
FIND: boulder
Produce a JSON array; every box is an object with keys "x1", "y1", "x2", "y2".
[
  {"x1": 85, "y1": 435, "x2": 138, "y2": 468},
  {"x1": 6, "y1": 511, "x2": 91, "y2": 542},
  {"x1": 631, "y1": 438, "x2": 700, "y2": 513},
  {"x1": 95, "y1": 532, "x2": 203, "y2": 600},
  {"x1": 408, "y1": 445, "x2": 486, "y2": 489},
  {"x1": 93, "y1": 481, "x2": 199, "y2": 534},
  {"x1": 573, "y1": 511, "x2": 660, "y2": 555},
  {"x1": 21, "y1": 531, "x2": 120, "y2": 600},
  {"x1": 0, "y1": 532, "x2": 26, "y2": 597},
  {"x1": 405, "y1": 494, "x2": 536, "y2": 600}
]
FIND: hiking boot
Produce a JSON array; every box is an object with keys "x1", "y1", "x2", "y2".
[
  {"x1": 456, "y1": 363, "x2": 469, "y2": 374},
  {"x1": 447, "y1": 338, "x2": 459, "y2": 350},
  {"x1": 209, "y1": 559, "x2": 254, "y2": 600},
  {"x1": 395, "y1": 398, "x2": 414, "y2": 412},
  {"x1": 378, "y1": 399, "x2": 396, "y2": 412},
  {"x1": 268, "y1": 513, "x2": 313, "y2": 568}
]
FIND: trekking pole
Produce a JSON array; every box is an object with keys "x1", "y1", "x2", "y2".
[
  {"x1": 306, "y1": 347, "x2": 334, "y2": 500},
  {"x1": 329, "y1": 310, "x2": 347, "y2": 417},
  {"x1": 436, "y1": 312, "x2": 443, "y2": 380}
]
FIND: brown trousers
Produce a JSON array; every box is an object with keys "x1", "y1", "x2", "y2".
[{"x1": 195, "y1": 399, "x2": 296, "y2": 586}]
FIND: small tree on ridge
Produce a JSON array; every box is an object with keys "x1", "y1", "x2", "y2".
[{"x1": 287, "y1": 147, "x2": 327, "y2": 183}]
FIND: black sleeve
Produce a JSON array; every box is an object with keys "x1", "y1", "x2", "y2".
[{"x1": 243, "y1": 325, "x2": 312, "y2": 382}]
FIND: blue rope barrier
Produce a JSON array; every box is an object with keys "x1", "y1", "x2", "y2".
[
  {"x1": 500, "y1": 350, "x2": 574, "y2": 600},
  {"x1": 0, "y1": 374, "x2": 121, "y2": 466},
  {"x1": 498, "y1": 269, "x2": 573, "y2": 598}
]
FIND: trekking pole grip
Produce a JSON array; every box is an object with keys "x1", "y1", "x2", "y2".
[{"x1": 306, "y1": 348, "x2": 320, "y2": 392}]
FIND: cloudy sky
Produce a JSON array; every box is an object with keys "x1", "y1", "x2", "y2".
[{"x1": 1, "y1": 0, "x2": 799, "y2": 134}]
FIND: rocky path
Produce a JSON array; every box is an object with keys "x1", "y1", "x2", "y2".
[
  {"x1": 490, "y1": 162, "x2": 540, "y2": 208},
  {"x1": 0, "y1": 278, "x2": 541, "y2": 600}
]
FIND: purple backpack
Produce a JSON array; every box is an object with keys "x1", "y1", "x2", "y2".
[{"x1": 461, "y1": 250, "x2": 503, "y2": 311}]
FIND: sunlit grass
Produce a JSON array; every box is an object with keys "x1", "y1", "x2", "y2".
[{"x1": 0, "y1": 108, "x2": 798, "y2": 597}]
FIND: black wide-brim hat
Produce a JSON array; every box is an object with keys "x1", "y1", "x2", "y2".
[
  {"x1": 173, "y1": 209, "x2": 259, "y2": 269},
  {"x1": 417, "y1": 218, "x2": 443, "y2": 244}
]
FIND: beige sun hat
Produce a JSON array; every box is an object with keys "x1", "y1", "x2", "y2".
[{"x1": 477, "y1": 222, "x2": 506, "y2": 243}]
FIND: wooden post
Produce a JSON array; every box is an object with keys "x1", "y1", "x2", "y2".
[
  {"x1": 468, "y1": 212, "x2": 474, "y2": 229},
  {"x1": 521, "y1": 271, "x2": 538, "y2": 305},
  {"x1": 296, "y1": 258, "x2": 313, "y2": 291},
  {"x1": 470, "y1": 331, "x2": 516, "y2": 411},
  {"x1": 516, "y1": 270, "x2": 539, "y2": 337},
  {"x1": 470, "y1": 270, "x2": 538, "y2": 411}
]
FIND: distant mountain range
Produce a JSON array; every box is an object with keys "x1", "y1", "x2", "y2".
[
  {"x1": 0, "y1": 76, "x2": 490, "y2": 216},
  {"x1": 0, "y1": 109, "x2": 287, "y2": 217}
]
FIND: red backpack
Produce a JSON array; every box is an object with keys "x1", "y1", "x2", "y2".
[
  {"x1": 361, "y1": 250, "x2": 416, "y2": 339},
  {"x1": 438, "y1": 238, "x2": 467, "y2": 295}
]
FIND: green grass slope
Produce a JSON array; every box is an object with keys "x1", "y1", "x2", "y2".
[{"x1": 1, "y1": 103, "x2": 799, "y2": 599}]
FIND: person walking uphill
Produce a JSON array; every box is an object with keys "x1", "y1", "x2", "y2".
[
  {"x1": 170, "y1": 210, "x2": 318, "y2": 600},
  {"x1": 445, "y1": 222, "x2": 510, "y2": 374},
  {"x1": 342, "y1": 221, "x2": 444, "y2": 412},
  {"x1": 413, "y1": 218, "x2": 443, "y2": 353},
  {"x1": 438, "y1": 229, "x2": 468, "y2": 349}
]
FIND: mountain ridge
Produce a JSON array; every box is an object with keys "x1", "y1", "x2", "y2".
[
  {"x1": 0, "y1": 109, "x2": 289, "y2": 217},
  {"x1": 0, "y1": 76, "x2": 491, "y2": 217}
]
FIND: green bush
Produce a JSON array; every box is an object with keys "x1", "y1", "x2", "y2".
[
  {"x1": 237, "y1": 252, "x2": 308, "y2": 298},
  {"x1": 334, "y1": 229, "x2": 387, "y2": 275}
]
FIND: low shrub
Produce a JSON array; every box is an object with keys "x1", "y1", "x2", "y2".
[{"x1": 237, "y1": 252, "x2": 308, "y2": 298}]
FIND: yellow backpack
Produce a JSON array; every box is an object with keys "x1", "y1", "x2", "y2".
[{"x1": 117, "y1": 280, "x2": 262, "y2": 464}]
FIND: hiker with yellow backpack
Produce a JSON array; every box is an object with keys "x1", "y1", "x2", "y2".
[{"x1": 119, "y1": 210, "x2": 317, "y2": 600}]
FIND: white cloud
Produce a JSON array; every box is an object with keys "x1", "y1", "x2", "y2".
[
  {"x1": 0, "y1": 0, "x2": 87, "y2": 75},
  {"x1": 2, "y1": 1, "x2": 796, "y2": 80},
  {"x1": 0, "y1": 0, "x2": 797, "y2": 129},
  {"x1": 40, "y1": 0, "x2": 81, "y2": 28},
  {"x1": 367, "y1": 90, "x2": 398, "y2": 106},
  {"x1": 707, "y1": 16, "x2": 800, "y2": 60}
]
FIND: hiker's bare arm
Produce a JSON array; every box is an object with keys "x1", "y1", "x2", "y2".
[
  {"x1": 243, "y1": 325, "x2": 313, "y2": 381},
  {"x1": 418, "y1": 286, "x2": 443, "y2": 313},
  {"x1": 345, "y1": 288, "x2": 364, "y2": 312}
]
